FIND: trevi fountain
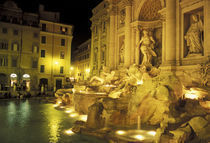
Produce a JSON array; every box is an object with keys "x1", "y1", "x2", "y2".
[{"x1": 54, "y1": 0, "x2": 210, "y2": 142}]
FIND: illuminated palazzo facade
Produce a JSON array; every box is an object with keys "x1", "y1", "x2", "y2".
[
  {"x1": 90, "y1": 0, "x2": 210, "y2": 85},
  {"x1": 0, "y1": 1, "x2": 39, "y2": 90},
  {"x1": 72, "y1": 39, "x2": 91, "y2": 81},
  {"x1": 39, "y1": 5, "x2": 73, "y2": 91},
  {"x1": 0, "y1": 1, "x2": 73, "y2": 91}
]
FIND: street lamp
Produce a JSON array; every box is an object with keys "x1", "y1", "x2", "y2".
[
  {"x1": 55, "y1": 61, "x2": 59, "y2": 65},
  {"x1": 85, "y1": 68, "x2": 90, "y2": 73}
]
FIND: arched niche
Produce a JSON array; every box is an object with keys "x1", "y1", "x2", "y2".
[
  {"x1": 135, "y1": 0, "x2": 165, "y2": 21},
  {"x1": 134, "y1": 0, "x2": 164, "y2": 67}
]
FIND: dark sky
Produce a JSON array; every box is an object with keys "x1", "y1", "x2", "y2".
[{"x1": 3, "y1": 0, "x2": 103, "y2": 49}]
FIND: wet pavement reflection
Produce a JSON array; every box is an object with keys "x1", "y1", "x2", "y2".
[{"x1": 0, "y1": 99, "x2": 107, "y2": 143}]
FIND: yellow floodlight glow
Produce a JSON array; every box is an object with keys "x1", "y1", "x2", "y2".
[
  {"x1": 69, "y1": 113, "x2": 79, "y2": 118},
  {"x1": 133, "y1": 135, "x2": 145, "y2": 140},
  {"x1": 137, "y1": 80, "x2": 143, "y2": 85},
  {"x1": 72, "y1": 88, "x2": 76, "y2": 93},
  {"x1": 53, "y1": 104, "x2": 59, "y2": 107},
  {"x1": 60, "y1": 106, "x2": 65, "y2": 109},
  {"x1": 116, "y1": 130, "x2": 126, "y2": 135},
  {"x1": 55, "y1": 61, "x2": 59, "y2": 65},
  {"x1": 64, "y1": 129, "x2": 74, "y2": 135},
  {"x1": 147, "y1": 131, "x2": 156, "y2": 136},
  {"x1": 70, "y1": 67, "x2": 74, "y2": 70},
  {"x1": 53, "y1": 101, "x2": 62, "y2": 107},
  {"x1": 185, "y1": 88, "x2": 202, "y2": 100},
  {"x1": 65, "y1": 109, "x2": 74, "y2": 113},
  {"x1": 79, "y1": 115, "x2": 88, "y2": 122},
  {"x1": 85, "y1": 68, "x2": 90, "y2": 73}
]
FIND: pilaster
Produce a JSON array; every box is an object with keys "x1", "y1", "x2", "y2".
[
  {"x1": 124, "y1": 2, "x2": 132, "y2": 67},
  {"x1": 165, "y1": 0, "x2": 176, "y2": 66}
]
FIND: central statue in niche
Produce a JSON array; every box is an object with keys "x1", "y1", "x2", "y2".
[{"x1": 137, "y1": 29, "x2": 157, "y2": 66}]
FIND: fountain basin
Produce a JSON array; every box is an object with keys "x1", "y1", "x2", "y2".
[{"x1": 112, "y1": 129, "x2": 156, "y2": 143}]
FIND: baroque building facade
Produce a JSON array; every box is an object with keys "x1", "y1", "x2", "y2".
[
  {"x1": 0, "y1": 0, "x2": 73, "y2": 92},
  {"x1": 90, "y1": 0, "x2": 210, "y2": 86},
  {"x1": 72, "y1": 39, "x2": 91, "y2": 81}
]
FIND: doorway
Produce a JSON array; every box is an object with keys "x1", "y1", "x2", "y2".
[{"x1": 56, "y1": 79, "x2": 62, "y2": 90}]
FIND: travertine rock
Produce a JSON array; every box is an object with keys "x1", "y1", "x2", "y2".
[
  {"x1": 170, "y1": 124, "x2": 192, "y2": 143},
  {"x1": 189, "y1": 117, "x2": 209, "y2": 138},
  {"x1": 128, "y1": 73, "x2": 183, "y2": 125},
  {"x1": 86, "y1": 102, "x2": 104, "y2": 129}
]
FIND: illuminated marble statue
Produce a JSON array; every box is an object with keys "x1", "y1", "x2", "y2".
[
  {"x1": 137, "y1": 30, "x2": 156, "y2": 66},
  {"x1": 89, "y1": 67, "x2": 116, "y2": 85},
  {"x1": 184, "y1": 14, "x2": 203, "y2": 55}
]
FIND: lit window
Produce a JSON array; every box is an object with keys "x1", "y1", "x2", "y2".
[
  {"x1": 60, "y1": 27, "x2": 68, "y2": 33},
  {"x1": 12, "y1": 43, "x2": 18, "y2": 51},
  {"x1": 33, "y1": 45, "x2": 39, "y2": 53},
  {"x1": 60, "y1": 51, "x2": 64, "y2": 59},
  {"x1": 0, "y1": 41, "x2": 8, "y2": 50},
  {"x1": 0, "y1": 56, "x2": 8, "y2": 66}
]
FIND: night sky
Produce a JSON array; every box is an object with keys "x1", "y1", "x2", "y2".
[{"x1": 1, "y1": 0, "x2": 103, "y2": 49}]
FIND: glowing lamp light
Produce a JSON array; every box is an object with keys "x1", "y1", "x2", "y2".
[
  {"x1": 70, "y1": 67, "x2": 74, "y2": 70},
  {"x1": 79, "y1": 115, "x2": 87, "y2": 122},
  {"x1": 55, "y1": 61, "x2": 59, "y2": 65},
  {"x1": 116, "y1": 130, "x2": 126, "y2": 135},
  {"x1": 147, "y1": 131, "x2": 156, "y2": 136},
  {"x1": 72, "y1": 88, "x2": 76, "y2": 93},
  {"x1": 64, "y1": 129, "x2": 74, "y2": 135},
  {"x1": 103, "y1": 84, "x2": 116, "y2": 88},
  {"x1": 185, "y1": 88, "x2": 202, "y2": 100},
  {"x1": 69, "y1": 113, "x2": 79, "y2": 118},
  {"x1": 23, "y1": 74, "x2": 30, "y2": 78},
  {"x1": 53, "y1": 104, "x2": 59, "y2": 107},
  {"x1": 137, "y1": 80, "x2": 143, "y2": 85},
  {"x1": 85, "y1": 68, "x2": 90, "y2": 73},
  {"x1": 60, "y1": 106, "x2": 65, "y2": 109},
  {"x1": 53, "y1": 101, "x2": 62, "y2": 107},
  {"x1": 10, "y1": 73, "x2": 17, "y2": 78},
  {"x1": 65, "y1": 108, "x2": 74, "y2": 113},
  {"x1": 133, "y1": 135, "x2": 145, "y2": 141}
]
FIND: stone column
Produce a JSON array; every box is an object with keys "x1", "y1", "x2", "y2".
[
  {"x1": 204, "y1": 0, "x2": 210, "y2": 56},
  {"x1": 124, "y1": 0, "x2": 132, "y2": 67},
  {"x1": 159, "y1": 8, "x2": 166, "y2": 65},
  {"x1": 98, "y1": 22, "x2": 101, "y2": 74},
  {"x1": 109, "y1": 6, "x2": 116, "y2": 69},
  {"x1": 135, "y1": 27, "x2": 140, "y2": 65},
  {"x1": 165, "y1": 0, "x2": 176, "y2": 66}
]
